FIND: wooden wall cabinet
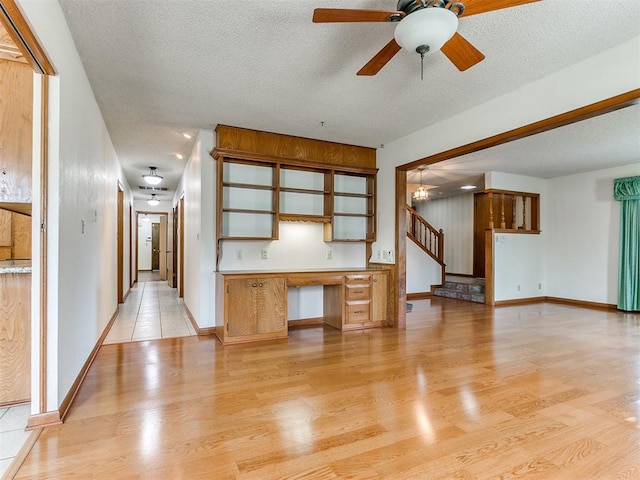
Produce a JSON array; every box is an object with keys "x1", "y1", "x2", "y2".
[
  {"x1": 219, "y1": 276, "x2": 287, "y2": 345},
  {"x1": 0, "y1": 59, "x2": 33, "y2": 205},
  {"x1": 216, "y1": 156, "x2": 376, "y2": 244},
  {"x1": 0, "y1": 272, "x2": 31, "y2": 405}
]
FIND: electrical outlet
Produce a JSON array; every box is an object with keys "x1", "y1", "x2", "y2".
[
  {"x1": 261, "y1": 249, "x2": 268, "y2": 260},
  {"x1": 326, "y1": 249, "x2": 332, "y2": 260},
  {"x1": 517, "y1": 284, "x2": 521, "y2": 291},
  {"x1": 538, "y1": 283, "x2": 542, "y2": 290},
  {"x1": 377, "y1": 250, "x2": 383, "y2": 260},
  {"x1": 81, "y1": 218, "x2": 85, "y2": 234},
  {"x1": 236, "y1": 249, "x2": 242, "y2": 260}
]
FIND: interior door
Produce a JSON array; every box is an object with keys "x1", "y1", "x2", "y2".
[
  {"x1": 159, "y1": 215, "x2": 167, "y2": 280},
  {"x1": 151, "y1": 222, "x2": 160, "y2": 270}
]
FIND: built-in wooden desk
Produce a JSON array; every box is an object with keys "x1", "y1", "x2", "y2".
[{"x1": 215, "y1": 269, "x2": 389, "y2": 345}]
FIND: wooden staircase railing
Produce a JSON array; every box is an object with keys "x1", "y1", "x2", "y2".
[{"x1": 406, "y1": 204, "x2": 446, "y2": 285}]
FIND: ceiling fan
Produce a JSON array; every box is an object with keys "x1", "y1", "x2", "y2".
[{"x1": 313, "y1": 0, "x2": 541, "y2": 76}]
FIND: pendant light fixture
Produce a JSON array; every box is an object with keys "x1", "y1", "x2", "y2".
[
  {"x1": 142, "y1": 166, "x2": 163, "y2": 185},
  {"x1": 412, "y1": 167, "x2": 429, "y2": 201},
  {"x1": 147, "y1": 194, "x2": 160, "y2": 206}
]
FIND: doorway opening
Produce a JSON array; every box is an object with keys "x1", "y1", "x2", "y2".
[{"x1": 135, "y1": 211, "x2": 168, "y2": 282}]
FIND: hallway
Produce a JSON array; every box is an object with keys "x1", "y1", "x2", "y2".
[{"x1": 104, "y1": 274, "x2": 196, "y2": 344}]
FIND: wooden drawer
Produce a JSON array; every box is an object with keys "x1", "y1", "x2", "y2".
[
  {"x1": 346, "y1": 284, "x2": 370, "y2": 300},
  {"x1": 345, "y1": 302, "x2": 370, "y2": 324},
  {"x1": 346, "y1": 274, "x2": 371, "y2": 284}
]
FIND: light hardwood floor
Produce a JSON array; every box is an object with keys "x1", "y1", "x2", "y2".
[{"x1": 14, "y1": 299, "x2": 640, "y2": 479}]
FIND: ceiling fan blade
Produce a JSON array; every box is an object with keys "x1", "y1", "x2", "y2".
[
  {"x1": 357, "y1": 39, "x2": 401, "y2": 76},
  {"x1": 441, "y1": 33, "x2": 485, "y2": 71},
  {"x1": 460, "y1": 0, "x2": 541, "y2": 17},
  {"x1": 313, "y1": 8, "x2": 405, "y2": 23}
]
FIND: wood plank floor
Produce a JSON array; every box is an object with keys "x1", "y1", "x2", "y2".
[{"x1": 15, "y1": 299, "x2": 640, "y2": 479}]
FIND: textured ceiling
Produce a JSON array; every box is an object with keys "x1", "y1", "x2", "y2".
[{"x1": 58, "y1": 0, "x2": 640, "y2": 200}]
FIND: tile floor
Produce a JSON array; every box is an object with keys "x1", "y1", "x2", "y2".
[
  {"x1": 104, "y1": 273, "x2": 196, "y2": 344},
  {"x1": 0, "y1": 404, "x2": 31, "y2": 478}
]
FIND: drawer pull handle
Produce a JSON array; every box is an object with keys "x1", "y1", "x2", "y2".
[
  {"x1": 252, "y1": 283, "x2": 258, "y2": 287},
  {"x1": 354, "y1": 310, "x2": 364, "y2": 314},
  {"x1": 258, "y1": 283, "x2": 264, "y2": 287},
  {"x1": 354, "y1": 290, "x2": 363, "y2": 294}
]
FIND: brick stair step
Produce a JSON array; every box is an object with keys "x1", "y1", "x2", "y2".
[{"x1": 434, "y1": 288, "x2": 485, "y2": 304}]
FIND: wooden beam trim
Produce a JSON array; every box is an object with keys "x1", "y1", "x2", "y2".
[
  {"x1": 401, "y1": 89, "x2": 640, "y2": 170},
  {"x1": 395, "y1": 168, "x2": 406, "y2": 329},
  {"x1": 0, "y1": 0, "x2": 56, "y2": 75},
  {"x1": 26, "y1": 410, "x2": 60, "y2": 429},
  {"x1": 212, "y1": 148, "x2": 378, "y2": 175},
  {"x1": 183, "y1": 303, "x2": 216, "y2": 336}
]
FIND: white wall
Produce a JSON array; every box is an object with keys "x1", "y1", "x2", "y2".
[
  {"x1": 219, "y1": 222, "x2": 366, "y2": 271},
  {"x1": 416, "y1": 193, "x2": 474, "y2": 275},
  {"x1": 406, "y1": 238, "x2": 441, "y2": 294},
  {"x1": 494, "y1": 233, "x2": 545, "y2": 301},
  {"x1": 545, "y1": 163, "x2": 640, "y2": 305},
  {"x1": 21, "y1": 0, "x2": 133, "y2": 411},
  {"x1": 174, "y1": 130, "x2": 216, "y2": 328}
]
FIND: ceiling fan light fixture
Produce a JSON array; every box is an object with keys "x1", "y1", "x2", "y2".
[
  {"x1": 142, "y1": 166, "x2": 163, "y2": 185},
  {"x1": 394, "y1": 7, "x2": 458, "y2": 54},
  {"x1": 147, "y1": 194, "x2": 160, "y2": 207}
]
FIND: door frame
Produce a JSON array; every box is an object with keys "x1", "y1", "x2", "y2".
[
  {"x1": 135, "y1": 211, "x2": 169, "y2": 282},
  {"x1": 0, "y1": 0, "x2": 57, "y2": 424},
  {"x1": 178, "y1": 195, "x2": 185, "y2": 298},
  {"x1": 117, "y1": 182, "x2": 124, "y2": 303}
]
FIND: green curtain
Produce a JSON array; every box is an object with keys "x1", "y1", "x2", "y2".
[{"x1": 614, "y1": 176, "x2": 640, "y2": 311}]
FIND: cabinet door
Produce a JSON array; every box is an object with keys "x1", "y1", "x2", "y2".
[
  {"x1": 371, "y1": 272, "x2": 388, "y2": 324},
  {"x1": 255, "y1": 278, "x2": 286, "y2": 334},
  {"x1": 226, "y1": 278, "x2": 258, "y2": 337},
  {"x1": 226, "y1": 277, "x2": 286, "y2": 337}
]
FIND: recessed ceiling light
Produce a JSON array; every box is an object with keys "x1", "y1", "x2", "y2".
[
  {"x1": 460, "y1": 185, "x2": 476, "y2": 190},
  {"x1": 176, "y1": 153, "x2": 184, "y2": 160},
  {"x1": 182, "y1": 132, "x2": 193, "y2": 139}
]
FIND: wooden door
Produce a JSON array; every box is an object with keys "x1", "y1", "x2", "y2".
[
  {"x1": 168, "y1": 206, "x2": 177, "y2": 288},
  {"x1": 117, "y1": 184, "x2": 124, "y2": 303},
  {"x1": 371, "y1": 272, "x2": 388, "y2": 324},
  {"x1": 159, "y1": 215, "x2": 167, "y2": 280},
  {"x1": 179, "y1": 197, "x2": 184, "y2": 297},
  {"x1": 151, "y1": 223, "x2": 160, "y2": 270}
]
